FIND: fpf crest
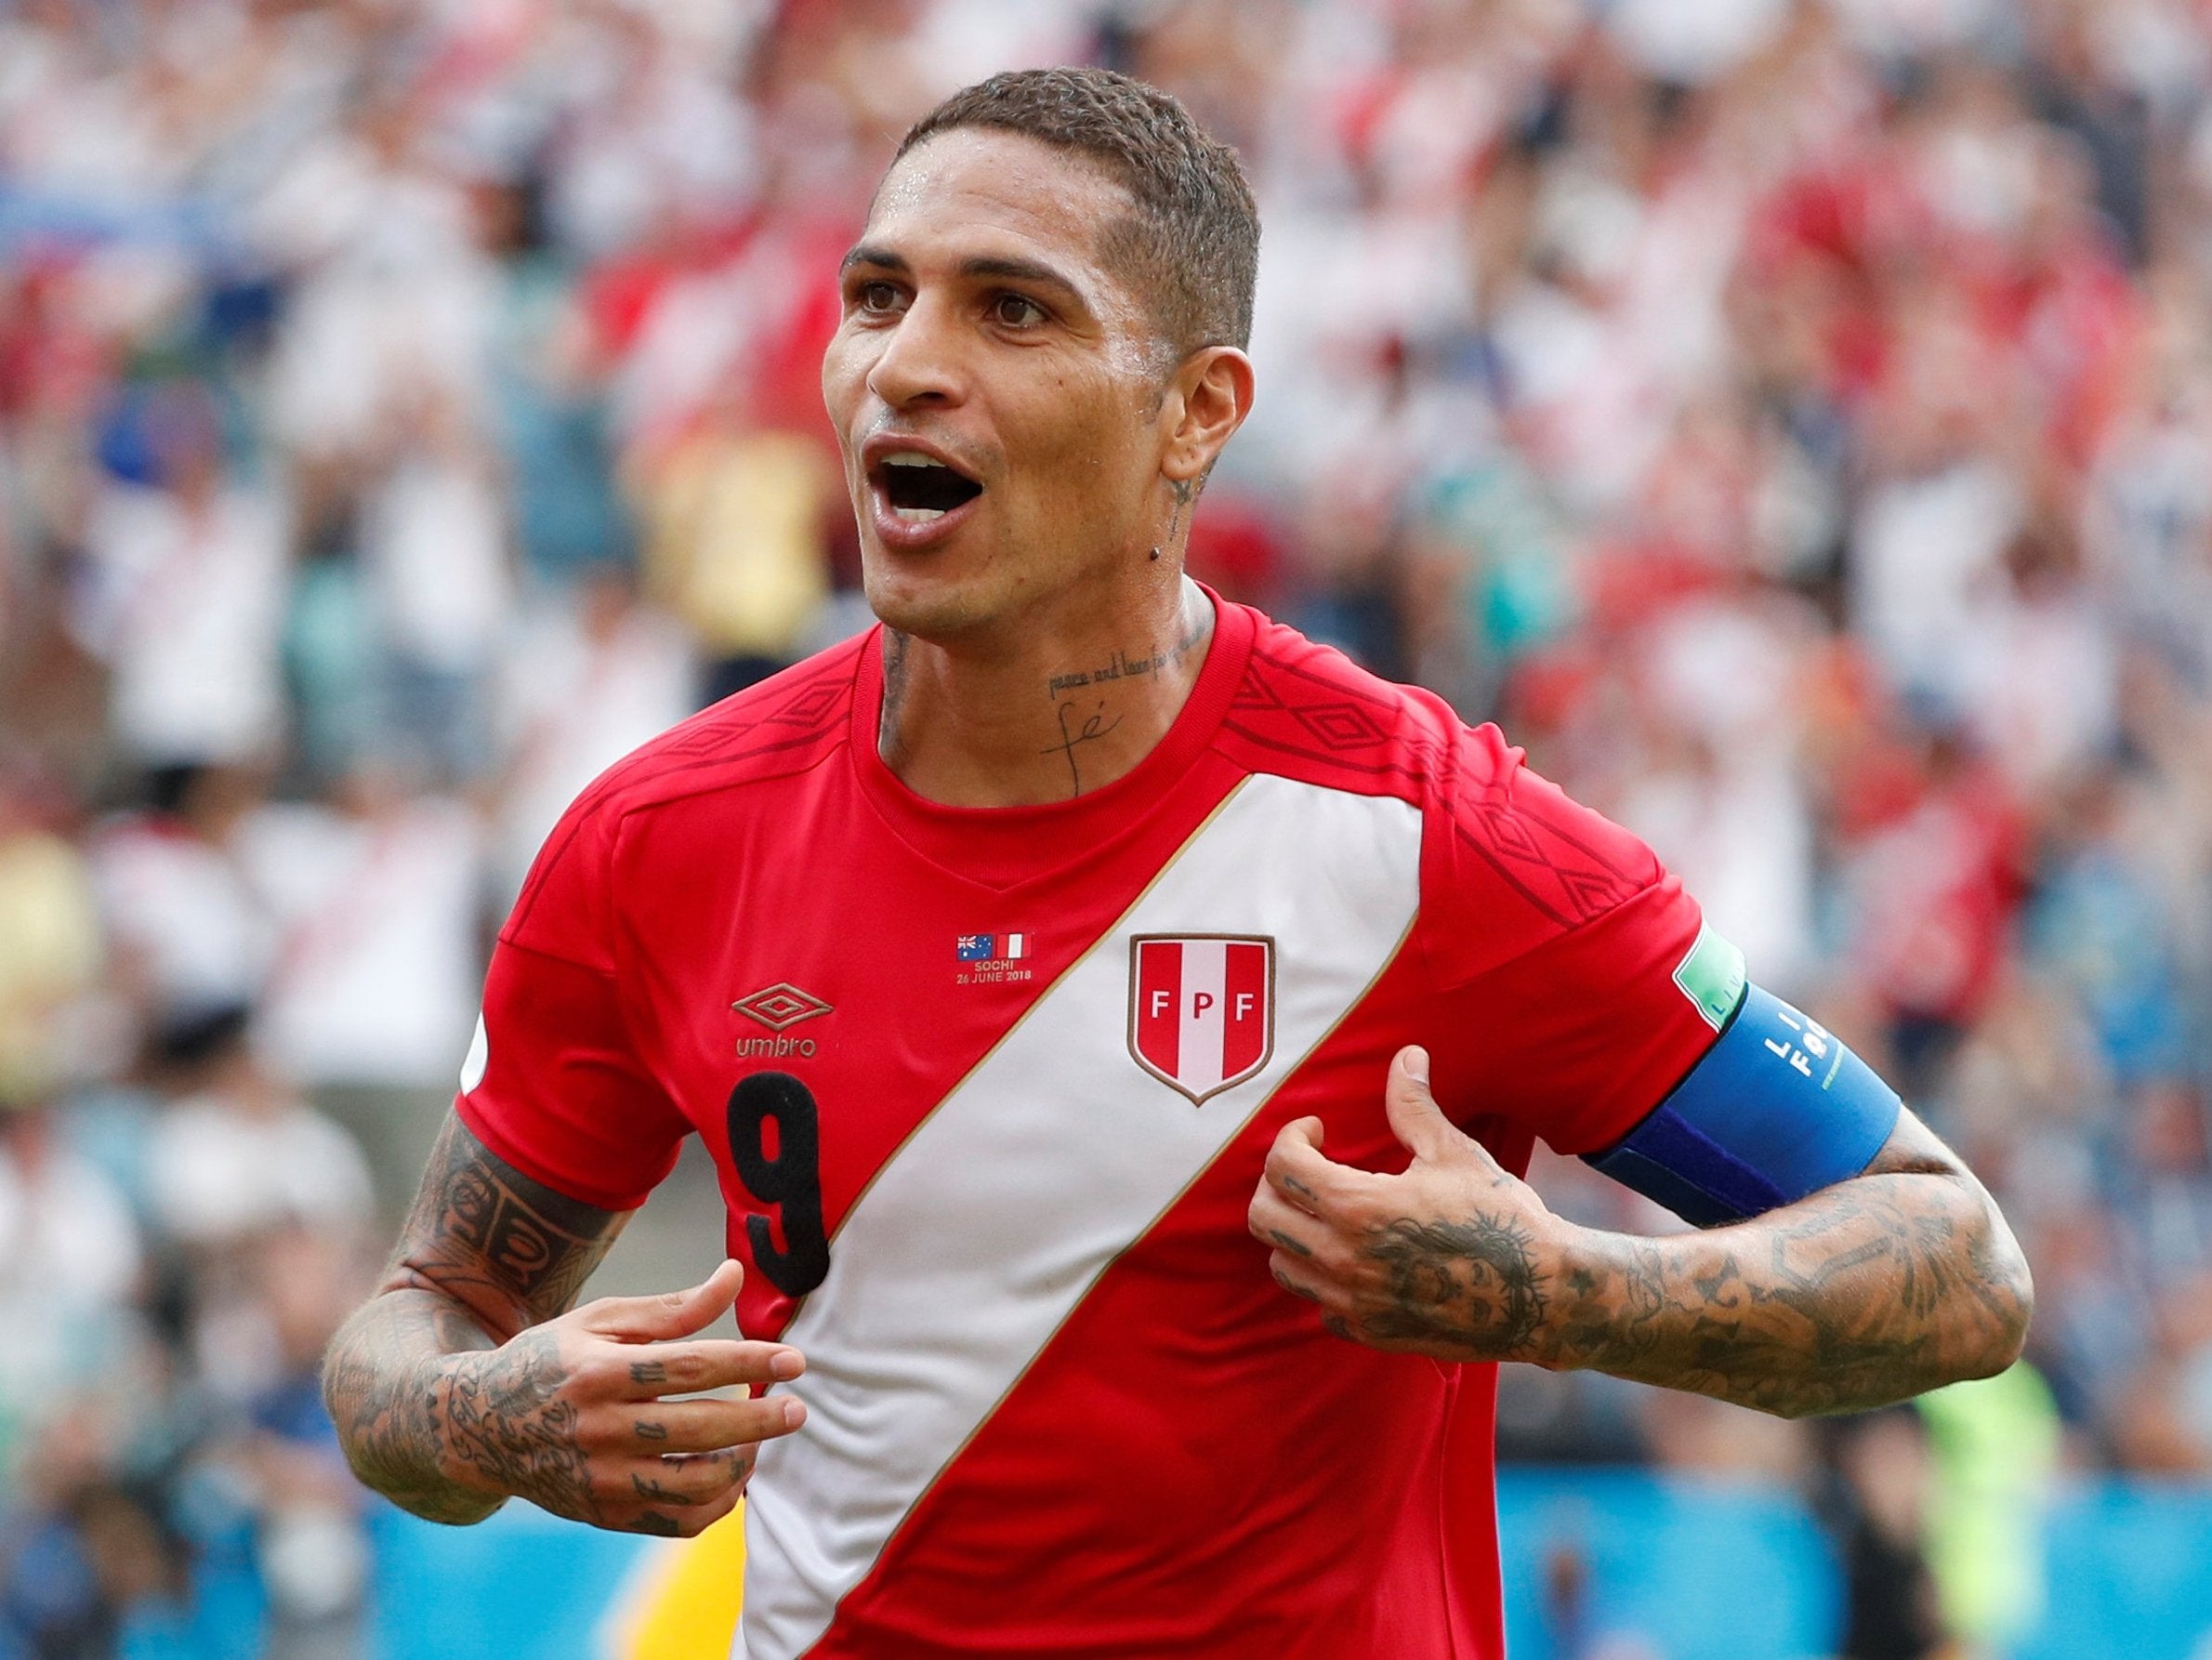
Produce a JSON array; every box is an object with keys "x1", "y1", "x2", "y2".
[{"x1": 1127, "y1": 935, "x2": 1275, "y2": 1105}]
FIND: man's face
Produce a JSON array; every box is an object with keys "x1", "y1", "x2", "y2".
[{"x1": 823, "y1": 128, "x2": 1178, "y2": 641}]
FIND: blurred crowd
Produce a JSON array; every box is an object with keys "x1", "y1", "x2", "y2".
[{"x1": 4, "y1": 0, "x2": 2212, "y2": 1653}]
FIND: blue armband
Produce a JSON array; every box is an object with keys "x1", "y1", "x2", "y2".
[{"x1": 1583, "y1": 984, "x2": 1902, "y2": 1228}]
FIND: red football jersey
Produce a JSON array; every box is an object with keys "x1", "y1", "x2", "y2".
[{"x1": 459, "y1": 596, "x2": 1720, "y2": 1658}]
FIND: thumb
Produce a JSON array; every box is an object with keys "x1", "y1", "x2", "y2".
[
  {"x1": 1384, "y1": 1046, "x2": 1457, "y2": 1164},
  {"x1": 582, "y1": 1258, "x2": 744, "y2": 1342}
]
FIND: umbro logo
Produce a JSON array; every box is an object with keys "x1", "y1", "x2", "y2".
[
  {"x1": 731, "y1": 982, "x2": 832, "y2": 1059},
  {"x1": 733, "y1": 983, "x2": 833, "y2": 1031}
]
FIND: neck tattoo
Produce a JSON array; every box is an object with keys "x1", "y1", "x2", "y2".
[
  {"x1": 1045, "y1": 604, "x2": 1211, "y2": 702},
  {"x1": 1041, "y1": 699, "x2": 1126, "y2": 797}
]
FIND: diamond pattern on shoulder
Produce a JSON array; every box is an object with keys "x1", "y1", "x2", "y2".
[
  {"x1": 1218, "y1": 644, "x2": 1436, "y2": 786},
  {"x1": 769, "y1": 678, "x2": 848, "y2": 731},
  {"x1": 1231, "y1": 673, "x2": 1288, "y2": 711},
  {"x1": 1455, "y1": 796, "x2": 1644, "y2": 930},
  {"x1": 1291, "y1": 701, "x2": 1390, "y2": 752}
]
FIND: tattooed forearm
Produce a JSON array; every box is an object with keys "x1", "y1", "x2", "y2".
[
  {"x1": 1534, "y1": 1167, "x2": 2032, "y2": 1416},
  {"x1": 322, "y1": 1290, "x2": 502, "y2": 1523},
  {"x1": 397, "y1": 1113, "x2": 624, "y2": 1326},
  {"x1": 322, "y1": 1113, "x2": 627, "y2": 1522},
  {"x1": 1497, "y1": 1107, "x2": 2038, "y2": 1417},
  {"x1": 1329, "y1": 1113, "x2": 2031, "y2": 1417},
  {"x1": 325, "y1": 1115, "x2": 791, "y2": 1539}
]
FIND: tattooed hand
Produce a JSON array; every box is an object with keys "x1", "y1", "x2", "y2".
[
  {"x1": 1249, "y1": 1047, "x2": 1562, "y2": 1361},
  {"x1": 326, "y1": 1117, "x2": 814, "y2": 1534},
  {"x1": 431, "y1": 1260, "x2": 805, "y2": 1537},
  {"x1": 1250, "y1": 1046, "x2": 2034, "y2": 1416}
]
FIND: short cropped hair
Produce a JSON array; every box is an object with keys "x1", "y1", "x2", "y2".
[{"x1": 894, "y1": 67, "x2": 1259, "y2": 360}]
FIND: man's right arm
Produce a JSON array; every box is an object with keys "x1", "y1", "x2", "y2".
[{"x1": 321, "y1": 1112, "x2": 806, "y2": 1536}]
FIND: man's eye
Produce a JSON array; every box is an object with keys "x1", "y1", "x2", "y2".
[
  {"x1": 992, "y1": 293, "x2": 1045, "y2": 328},
  {"x1": 856, "y1": 281, "x2": 902, "y2": 313}
]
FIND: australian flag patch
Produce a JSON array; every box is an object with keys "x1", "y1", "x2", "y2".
[{"x1": 956, "y1": 932, "x2": 1031, "y2": 962}]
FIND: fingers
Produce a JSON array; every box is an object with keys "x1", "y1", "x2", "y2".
[
  {"x1": 1261, "y1": 1116, "x2": 1376, "y2": 1219},
  {"x1": 1247, "y1": 1179, "x2": 1318, "y2": 1263},
  {"x1": 608, "y1": 1461, "x2": 749, "y2": 1538},
  {"x1": 621, "y1": 1392, "x2": 807, "y2": 1456},
  {"x1": 578, "y1": 1259, "x2": 745, "y2": 1342},
  {"x1": 612, "y1": 1495, "x2": 737, "y2": 1539},
  {"x1": 1383, "y1": 1046, "x2": 1457, "y2": 1163},
  {"x1": 617, "y1": 1445, "x2": 756, "y2": 1508},
  {"x1": 1268, "y1": 1252, "x2": 1324, "y2": 1307},
  {"x1": 588, "y1": 1337, "x2": 805, "y2": 1402},
  {"x1": 583, "y1": 1381, "x2": 805, "y2": 1538}
]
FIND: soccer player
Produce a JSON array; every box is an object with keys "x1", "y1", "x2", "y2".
[{"x1": 323, "y1": 67, "x2": 2032, "y2": 1659}]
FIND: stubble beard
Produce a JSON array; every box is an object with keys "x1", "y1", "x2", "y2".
[{"x1": 861, "y1": 559, "x2": 1005, "y2": 646}]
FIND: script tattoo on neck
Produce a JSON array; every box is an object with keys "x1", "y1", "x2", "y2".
[
  {"x1": 1044, "y1": 603, "x2": 1214, "y2": 700},
  {"x1": 1042, "y1": 700, "x2": 1124, "y2": 797}
]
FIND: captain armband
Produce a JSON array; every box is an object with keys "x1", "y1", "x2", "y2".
[{"x1": 1583, "y1": 982, "x2": 1903, "y2": 1229}]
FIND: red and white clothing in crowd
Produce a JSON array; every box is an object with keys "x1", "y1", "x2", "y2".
[
  {"x1": 74, "y1": 481, "x2": 288, "y2": 769},
  {"x1": 491, "y1": 586, "x2": 697, "y2": 902},
  {"x1": 89, "y1": 811, "x2": 274, "y2": 1028},
  {"x1": 237, "y1": 794, "x2": 486, "y2": 1090}
]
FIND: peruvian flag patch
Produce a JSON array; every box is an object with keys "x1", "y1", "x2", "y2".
[{"x1": 1128, "y1": 935, "x2": 1276, "y2": 1105}]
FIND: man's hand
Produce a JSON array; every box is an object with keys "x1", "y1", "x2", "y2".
[
  {"x1": 1249, "y1": 1044, "x2": 2034, "y2": 1417},
  {"x1": 327, "y1": 1115, "x2": 815, "y2": 1530},
  {"x1": 434, "y1": 1260, "x2": 806, "y2": 1538},
  {"x1": 1248, "y1": 1046, "x2": 1565, "y2": 1361}
]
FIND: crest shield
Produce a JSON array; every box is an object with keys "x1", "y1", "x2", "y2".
[{"x1": 1128, "y1": 935, "x2": 1275, "y2": 1105}]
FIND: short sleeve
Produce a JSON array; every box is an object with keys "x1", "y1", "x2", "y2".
[
  {"x1": 1425, "y1": 723, "x2": 1722, "y2": 1156},
  {"x1": 454, "y1": 797, "x2": 691, "y2": 1212}
]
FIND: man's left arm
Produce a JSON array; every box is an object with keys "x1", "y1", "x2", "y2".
[{"x1": 1249, "y1": 1047, "x2": 2034, "y2": 1418}]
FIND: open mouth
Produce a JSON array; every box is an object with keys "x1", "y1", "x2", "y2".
[{"x1": 876, "y1": 453, "x2": 984, "y2": 523}]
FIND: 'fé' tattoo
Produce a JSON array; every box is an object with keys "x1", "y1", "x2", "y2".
[{"x1": 1041, "y1": 700, "x2": 1124, "y2": 797}]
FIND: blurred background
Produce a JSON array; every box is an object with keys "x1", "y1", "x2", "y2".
[{"x1": 4, "y1": 0, "x2": 2212, "y2": 1655}]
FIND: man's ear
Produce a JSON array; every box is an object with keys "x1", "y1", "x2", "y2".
[{"x1": 1160, "y1": 346, "x2": 1256, "y2": 488}]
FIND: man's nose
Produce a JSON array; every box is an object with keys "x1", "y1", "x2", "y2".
[{"x1": 865, "y1": 294, "x2": 967, "y2": 411}]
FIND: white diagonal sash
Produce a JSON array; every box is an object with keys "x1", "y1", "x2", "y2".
[{"x1": 737, "y1": 773, "x2": 1422, "y2": 1658}]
